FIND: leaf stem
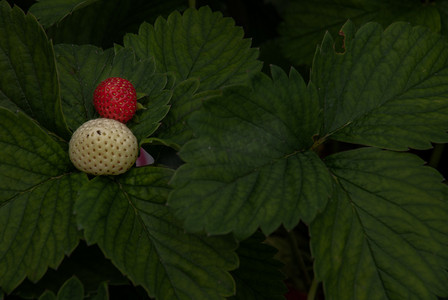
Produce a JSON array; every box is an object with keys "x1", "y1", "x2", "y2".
[
  {"x1": 429, "y1": 143, "x2": 444, "y2": 169},
  {"x1": 287, "y1": 229, "x2": 311, "y2": 285},
  {"x1": 311, "y1": 135, "x2": 329, "y2": 152},
  {"x1": 307, "y1": 277, "x2": 319, "y2": 300},
  {"x1": 188, "y1": 0, "x2": 196, "y2": 8}
]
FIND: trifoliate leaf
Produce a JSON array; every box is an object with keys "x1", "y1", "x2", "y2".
[
  {"x1": 310, "y1": 147, "x2": 448, "y2": 300},
  {"x1": 0, "y1": 1, "x2": 69, "y2": 138},
  {"x1": 124, "y1": 6, "x2": 262, "y2": 92},
  {"x1": 0, "y1": 108, "x2": 85, "y2": 293},
  {"x1": 55, "y1": 44, "x2": 169, "y2": 135},
  {"x1": 312, "y1": 21, "x2": 448, "y2": 150},
  {"x1": 75, "y1": 167, "x2": 238, "y2": 300},
  {"x1": 279, "y1": 0, "x2": 442, "y2": 66},
  {"x1": 29, "y1": 0, "x2": 101, "y2": 27},
  {"x1": 169, "y1": 67, "x2": 332, "y2": 239},
  {"x1": 230, "y1": 232, "x2": 286, "y2": 300}
]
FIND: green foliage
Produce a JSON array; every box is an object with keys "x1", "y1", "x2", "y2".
[
  {"x1": 123, "y1": 6, "x2": 262, "y2": 91},
  {"x1": 56, "y1": 276, "x2": 84, "y2": 300},
  {"x1": 311, "y1": 148, "x2": 448, "y2": 299},
  {"x1": 123, "y1": 6, "x2": 262, "y2": 144},
  {"x1": 313, "y1": 20, "x2": 448, "y2": 150},
  {"x1": 76, "y1": 167, "x2": 238, "y2": 299},
  {"x1": 169, "y1": 68, "x2": 333, "y2": 238},
  {"x1": 0, "y1": 108, "x2": 85, "y2": 293},
  {"x1": 32, "y1": 0, "x2": 186, "y2": 47},
  {"x1": 28, "y1": 0, "x2": 101, "y2": 27},
  {"x1": 155, "y1": 78, "x2": 219, "y2": 145},
  {"x1": 37, "y1": 276, "x2": 108, "y2": 300},
  {"x1": 229, "y1": 232, "x2": 287, "y2": 300},
  {"x1": 278, "y1": 0, "x2": 448, "y2": 66},
  {"x1": 54, "y1": 44, "x2": 169, "y2": 135},
  {"x1": 1, "y1": 0, "x2": 448, "y2": 300},
  {"x1": 0, "y1": 1, "x2": 69, "y2": 139}
]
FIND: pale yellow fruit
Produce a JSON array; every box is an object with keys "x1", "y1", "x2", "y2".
[{"x1": 69, "y1": 118, "x2": 139, "y2": 175}]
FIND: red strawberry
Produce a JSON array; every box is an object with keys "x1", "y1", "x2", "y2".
[{"x1": 93, "y1": 77, "x2": 137, "y2": 123}]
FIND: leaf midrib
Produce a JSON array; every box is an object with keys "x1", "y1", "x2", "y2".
[{"x1": 324, "y1": 24, "x2": 448, "y2": 138}]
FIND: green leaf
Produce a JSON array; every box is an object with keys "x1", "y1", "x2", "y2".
[
  {"x1": 55, "y1": 44, "x2": 169, "y2": 135},
  {"x1": 13, "y1": 242, "x2": 126, "y2": 299},
  {"x1": 169, "y1": 68, "x2": 332, "y2": 238},
  {"x1": 90, "y1": 282, "x2": 109, "y2": 300},
  {"x1": 129, "y1": 90, "x2": 171, "y2": 142},
  {"x1": 37, "y1": 277, "x2": 108, "y2": 300},
  {"x1": 0, "y1": 108, "x2": 86, "y2": 292},
  {"x1": 55, "y1": 45, "x2": 113, "y2": 131},
  {"x1": 438, "y1": 0, "x2": 448, "y2": 35},
  {"x1": 57, "y1": 277, "x2": 84, "y2": 300},
  {"x1": 0, "y1": 108, "x2": 69, "y2": 202},
  {"x1": 39, "y1": 291, "x2": 57, "y2": 300},
  {"x1": 229, "y1": 232, "x2": 286, "y2": 300},
  {"x1": 123, "y1": 6, "x2": 262, "y2": 145},
  {"x1": 123, "y1": 6, "x2": 262, "y2": 92},
  {"x1": 0, "y1": 1, "x2": 69, "y2": 138},
  {"x1": 279, "y1": 0, "x2": 442, "y2": 66},
  {"x1": 312, "y1": 21, "x2": 448, "y2": 150},
  {"x1": 109, "y1": 47, "x2": 167, "y2": 98},
  {"x1": 140, "y1": 137, "x2": 180, "y2": 151},
  {"x1": 43, "y1": 0, "x2": 186, "y2": 48},
  {"x1": 75, "y1": 167, "x2": 238, "y2": 300},
  {"x1": 110, "y1": 46, "x2": 171, "y2": 141},
  {"x1": 29, "y1": 0, "x2": 101, "y2": 27},
  {"x1": 156, "y1": 78, "x2": 222, "y2": 145},
  {"x1": 310, "y1": 147, "x2": 448, "y2": 300},
  {"x1": 0, "y1": 172, "x2": 85, "y2": 293}
]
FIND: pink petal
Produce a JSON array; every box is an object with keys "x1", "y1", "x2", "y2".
[{"x1": 136, "y1": 147, "x2": 154, "y2": 167}]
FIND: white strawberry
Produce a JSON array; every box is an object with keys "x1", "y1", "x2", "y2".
[{"x1": 69, "y1": 118, "x2": 139, "y2": 175}]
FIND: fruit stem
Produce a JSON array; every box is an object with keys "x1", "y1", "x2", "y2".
[{"x1": 307, "y1": 277, "x2": 319, "y2": 300}]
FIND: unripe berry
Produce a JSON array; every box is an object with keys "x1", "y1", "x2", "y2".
[{"x1": 69, "y1": 118, "x2": 139, "y2": 175}]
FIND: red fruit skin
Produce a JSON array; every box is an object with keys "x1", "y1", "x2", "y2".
[
  {"x1": 93, "y1": 77, "x2": 137, "y2": 123},
  {"x1": 285, "y1": 288, "x2": 307, "y2": 300},
  {"x1": 285, "y1": 283, "x2": 308, "y2": 300}
]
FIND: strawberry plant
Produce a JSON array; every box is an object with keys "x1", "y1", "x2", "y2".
[{"x1": 1, "y1": 1, "x2": 448, "y2": 300}]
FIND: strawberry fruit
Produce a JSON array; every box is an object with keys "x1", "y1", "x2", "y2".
[
  {"x1": 69, "y1": 118, "x2": 139, "y2": 175},
  {"x1": 93, "y1": 77, "x2": 137, "y2": 123}
]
